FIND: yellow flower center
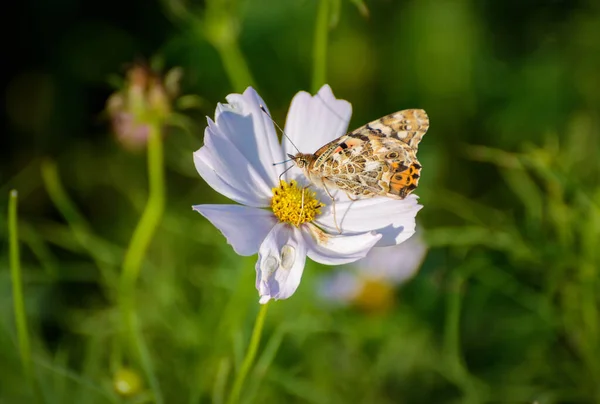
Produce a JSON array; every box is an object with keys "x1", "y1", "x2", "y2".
[
  {"x1": 352, "y1": 279, "x2": 395, "y2": 314},
  {"x1": 271, "y1": 180, "x2": 324, "y2": 226}
]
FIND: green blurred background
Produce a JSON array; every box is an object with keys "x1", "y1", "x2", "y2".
[{"x1": 2, "y1": 0, "x2": 600, "y2": 402}]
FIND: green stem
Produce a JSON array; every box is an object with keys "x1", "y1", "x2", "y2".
[
  {"x1": 120, "y1": 122, "x2": 165, "y2": 404},
  {"x1": 215, "y1": 41, "x2": 257, "y2": 93},
  {"x1": 121, "y1": 123, "x2": 165, "y2": 284},
  {"x1": 8, "y1": 190, "x2": 35, "y2": 395},
  {"x1": 198, "y1": 1, "x2": 256, "y2": 92},
  {"x1": 312, "y1": 0, "x2": 330, "y2": 93},
  {"x1": 226, "y1": 303, "x2": 269, "y2": 404}
]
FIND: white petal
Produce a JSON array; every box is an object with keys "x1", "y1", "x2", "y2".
[
  {"x1": 204, "y1": 118, "x2": 276, "y2": 194},
  {"x1": 193, "y1": 205, "x2": 277, "y2": 256},
  {"x1": 354, "y1": 230, "x2": 428, "y2": 284},
  {"x1": 301, "y1": 223, "x2": 381, "y2": 265},
  {"x1": 283, "y1": 84, "x2": 352, "y2": 157},
  {"x1": 318, "y1": 271, "x2": 361, "y2": 304},
  {"x1": 314, "y1": 194, "x2": 423, "y2": 247},
  {"x1": 214, "y1": 87, "x2": 284, "y2": 184},
  {"x1": 255, "y1": 223, "x2": 307, "y2": 304},
  {"x1": 193, "y1": 147, "x2": 270, "y2": 207}
]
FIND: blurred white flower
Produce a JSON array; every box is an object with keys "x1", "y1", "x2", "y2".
[
  {"x1": 193, "y1": 85, "x2": 422, "y2": 304},
  {"x1": 319, "y1": 230, "x2": 427, "y2": 311}
]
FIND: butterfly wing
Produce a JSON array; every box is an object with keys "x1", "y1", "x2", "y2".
[
  {"x1": 308, "y1": 109, "x2": 428, "y2": 199},
  {"x1": 345, "y1": 109, "x2": 428, "y2": 199},
  {"x1": 349, "y1": 109, "x2": 429, "y2": 150},
  {"x1": 372, "y1": 137, "x2": 422, "y2": 199}
]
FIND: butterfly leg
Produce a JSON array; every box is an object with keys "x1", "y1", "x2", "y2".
[
  {"x1": 322, "y1": 181, "x2": 341, "y2": 234},
  {"x1": 344, "y1": 191, "x2": 358, "y2": 201}
]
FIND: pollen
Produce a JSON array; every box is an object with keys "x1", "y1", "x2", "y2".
[{"x1": 271, "y1": 180, "x2": 324, "y2": 226}]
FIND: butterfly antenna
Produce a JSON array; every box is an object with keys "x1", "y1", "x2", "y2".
[
  {"x1": 278, "y1": 164, "x2": 294, "y2": 182},
  {"x1": 259, "y1": 105, "x2": 301, "y2": 154},
  {"x1": 272, "y1": 158, "x2": 293, "y2": 166}
]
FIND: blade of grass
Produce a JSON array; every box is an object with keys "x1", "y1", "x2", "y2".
[
  {"x1": 211, "y1": 358, "x2": 231, "y2": 404},
  {"x1": 8, "y1": 190, "x2": 33, "y2": 383},
  {"x1": 20, "y1": 222, "x2": 59, "y2": 278},
  {"x1": 578, "y1": 194, "x2": 600, "y2": 381},
  {"x1": 8, "y1": 190, "x2": 43, "y2": 402},
  {"x1": 36, "y1": 358, "x2": 118, "y2": 403},
  {"x1": 473, "y1": 263, "x2": 554, "y2": 325},
  {"x1": 266, "y1": 370, "x2": 330, "y2": 404},
  {"x1": 131, "y1": 312, "x2": 163, "y2": 404},
  {"x1": 40, "y1": 160, "x2": 117, "y2": 288},
  {"x1": 443, "y1": 271, "x2": 464, "y2": 372},
  {"x1": 34, "y1": 220, "x2": 123, "y2": 267}
]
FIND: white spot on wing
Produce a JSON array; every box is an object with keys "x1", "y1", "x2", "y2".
[{"x1": 365, "y1": 160, "x2": 380, "y2": 171}]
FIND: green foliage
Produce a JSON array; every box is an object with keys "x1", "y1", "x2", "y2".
[{"x1": 2, "y1": 0, "x2": 600, "y2": 403}]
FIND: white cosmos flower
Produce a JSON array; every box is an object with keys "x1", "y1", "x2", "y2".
[
  {"x1": 193, "y1": 85, "x2": 422, "y2": 304},
  {"x1": 319, "y1": 229, "x2": 428, "y2": 306}
]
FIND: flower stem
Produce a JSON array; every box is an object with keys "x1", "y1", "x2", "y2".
[
  {"x1": 312, "y1": 0, "x2": 330, "y2": 93},
  {"x1": 120, "y1": 122, "x2": 165, "y2": 404},
  {"x1": 121, "y1": 123, "x2": 165, "y2": 285},
  {"x1": 226, "y1": 303, "x2": 269, "y2": 404},
  {"x1": 215, "y1": 41, "x2": 257, "y2": 93},
  {"x1": 8, "y1": 190, "x2": 33, "y2": 384}
]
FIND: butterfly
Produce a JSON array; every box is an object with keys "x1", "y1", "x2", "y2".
[{"x1": 288, "y1": 109, "x2": 429, "y2": 201}]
